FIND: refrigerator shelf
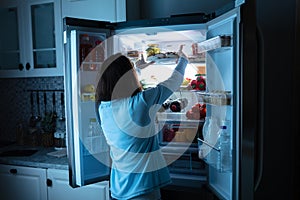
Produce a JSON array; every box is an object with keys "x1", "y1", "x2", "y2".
[
  {"x1": 80, "y1": 62, "x2": 103, "y2": 71},
  {"x1": 156, "y1": 112, "x2": 205, "y2": 123},
  {"x1": 80, "y1": 92, "x2": 95, "y2": 102}
]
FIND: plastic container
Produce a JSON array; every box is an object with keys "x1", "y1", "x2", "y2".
[
  {"x1": 88, "y1": 118, "x2": 103, "y2": 136},
  {"x1": 199, "y1": 116, "x2": 219, "y2": 161}
]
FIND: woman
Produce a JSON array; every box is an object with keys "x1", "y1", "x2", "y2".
[{"x1": 95, "y1": 46, "x2": 188, "y2": 200}]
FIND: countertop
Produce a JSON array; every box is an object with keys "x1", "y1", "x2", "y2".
[{"x1": 0, "y1": 144, "x2": 68, "y2": 170}]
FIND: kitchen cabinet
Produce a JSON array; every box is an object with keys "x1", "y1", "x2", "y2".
[
  {"x1": 61, "y1": 0, "x2": 126, "y2": 22},
  {"x1": 0, "y1": 164, "x2": 47, "y2": 200},
  {"x1": 0, "y1": 164, "x2": 110, "y2": 200},
  {"x1": 47, "y1": 168, "x2": 110, "y2": 200},
  {"x1": 0, "y1": 0, "x2": 63, "y2": 78}
]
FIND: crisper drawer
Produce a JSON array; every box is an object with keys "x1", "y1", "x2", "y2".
[
  {"x1": 157, "y1": 118, "x2": 203, "y2": 147},
  {"x1": 157, "y1": 120, "x2": 206, "y2": 177}
]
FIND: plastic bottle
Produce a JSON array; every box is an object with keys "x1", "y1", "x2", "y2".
[
  {"x1": 170, "y1": 98, "x2": 188, "y2": 112},
  {"x1": 90, "y1": 40, "x2": 103, "y2": 70},
  {"x1": 202, "y1": 117, "x2": 211, "y2": 140},
  {"x1": 205, "y1": 117, "x2": 219, "y2": 167},
  {"x1": 80, "y1": 34, "x2": 92, "y2": 65},
  {"x1": 88, "y1": 118, "x2": 97, "y2": 136},
  {"x1": 198, "y1": 117, "x2": 211, "y2": 159},
  {"x1": 218, "y1": 124, "x2": 232, "y2": 172},
  {"x1": 94, "y1": 40, "x2": 103, "y2": 62}
]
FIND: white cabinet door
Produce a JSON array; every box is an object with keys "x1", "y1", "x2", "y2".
[
  {"x1": 0, "y1": 0, "x2": 63, "y2": 78},
  {"x1": 47, "y1": 168, "x2": 110, "y2": 200},
  {"x1": 62, "y1": 0, "x2": 126, "y2": 22},
  {"x1": 0, "y1": 164, "x2": 47, "y2": 200}
]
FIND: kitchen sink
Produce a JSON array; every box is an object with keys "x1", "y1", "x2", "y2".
[{"x1": 0, "y1": 149, "x2": 38, "y2": 157}]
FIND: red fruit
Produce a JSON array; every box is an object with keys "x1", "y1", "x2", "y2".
[
  {"x1": 190, "y1": 80, "x2": 198, "y2": 90},
  {"x1": 200, "y1": 107, "x2": 206, "y2": 119},
  {"x1": 192, "y1": 112, "x2": 201, "y2": 120},
  {"x1": 196, "y1": 76, "x2": 205, "y2": 82},
  {"x1": 197, "y1": 80, "x2": 206, "y2": 91},
  {"x1": 163, "y1": 128, "x2": 175, "y2": 142},
  {"x1": 186, "y1": 110, "x2": 193, "y2": 119},
  {"x1": 191, "y1": 104, "x2": 201, "y2": 112}
]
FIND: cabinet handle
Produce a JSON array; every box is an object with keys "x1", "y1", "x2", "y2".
[
  {"x1": 25, "y1": 62, "x2": 31, "y2": 70},
  {"x1": 47, "y1": 179, "x2": 53, "y2": 187},
  {"x1": 9, "y1": 169, "x2": 17, "y2": 174},
  {"x1": 18, "y1": 63, "x2": 24, "y2": 71}
]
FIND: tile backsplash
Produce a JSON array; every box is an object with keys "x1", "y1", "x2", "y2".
[{"x1": 0, "y1": 76, "x2": 64, "y2": 143}]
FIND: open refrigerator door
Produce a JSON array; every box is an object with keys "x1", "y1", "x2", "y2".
[{"x1": 64, "y1": 25, "x2": 112, "y2": 187}]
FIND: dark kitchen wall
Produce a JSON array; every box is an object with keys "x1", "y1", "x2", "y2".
[
  {"x1": 126, "y1": 0, "x2": 232, "y2": 20},
  {"x1": 0, "y1": 76, "x2": 64, "y2": 143}
]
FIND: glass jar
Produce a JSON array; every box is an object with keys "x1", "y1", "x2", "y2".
[{"x1": 54, "y1": 131, "x2": 66, "y2": 150}]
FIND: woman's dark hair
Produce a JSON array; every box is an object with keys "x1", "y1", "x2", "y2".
[{"x1": 95, "y1": 53, "x2": 142, "y2": 110}]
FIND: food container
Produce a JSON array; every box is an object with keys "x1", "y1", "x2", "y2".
[{"x1": 54, "y1": 131, "x2": 66, "y2": 150}]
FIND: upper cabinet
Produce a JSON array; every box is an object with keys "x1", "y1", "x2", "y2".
[
  {"x1": 61, "y1": 0, "x2": 126, "y2": 22},
  {"x1": 0, "y1": 0, "x2": 63, "y2": 78}
]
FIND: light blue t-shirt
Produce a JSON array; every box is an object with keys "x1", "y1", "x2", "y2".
[{"x1": 98, "y1": 57, "x2": 188, "y2": 200}]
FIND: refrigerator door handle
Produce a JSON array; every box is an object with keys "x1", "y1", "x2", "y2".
[{"x1": 254, "y1": 25, "x2": 264, "y2": 191}]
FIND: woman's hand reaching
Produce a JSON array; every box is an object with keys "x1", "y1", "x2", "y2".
[
  {"x1": 135, "y1": 54, "x2": 155, "y2": 69},
  {"x1": 177, "y1": 44, "x2": 188, "y2": 62},
  {"x1": 178, "y1": 45, "x2": 188, "y2": 59}
]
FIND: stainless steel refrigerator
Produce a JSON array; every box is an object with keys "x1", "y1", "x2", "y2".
[{"x1": 63, "y1": 0, "x2": 299, "y2": 199}]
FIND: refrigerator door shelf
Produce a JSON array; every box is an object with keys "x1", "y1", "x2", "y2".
[
  {"x1": 196, "y1": 91, "x2": 232, "y2": 106},
  {"x1": 197, "y1": 35, "x2": 232, "y2": 54},
  {"x1": 197, "y1": 138, "x2": 232, "y2": 173}
]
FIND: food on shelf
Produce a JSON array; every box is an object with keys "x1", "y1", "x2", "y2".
[
  {"x1": 83, "y1": 84, "x2": 95, "y2": 93},
  {"x1": 145, "y1": 43, "x2": 179, "y2": 62},
  {"x1": 146, "y1": 44, "x2": 161, "y2": 57},
  {"x1": 158, "y1": 99, "x2": 172, "y2": 112},
  {"x1": 81, "y1": 93, "x2": 95, "y2": 102},
  {"x1": 173, "y1": 131, "x2": 186, "y2": 142},
  {"x1": 170, "y1": 98, "x2": 188, "y2": 112},
  {"x1": 189, "y1": 74, "x2": 206, "y2": 91},
  {"x1": 163, "y1": 125, "x2": 176, "y2": 142},
  {"x1": 162, "y1": 124, "x2": 198, "y2": 143},
  {"x1": 147, "y1": 51, "x2": 179, "y2": 62},
  {"x1": 81, "y1": 84, "x2": 96, "y2": 102},
  {"x1": 127, "y1": 50, "x2": 139, "y2": 58},
  {"x1": 182, "y1": 78, "x2": 192, "y2": 86},
  {"x1": 186, "y1": 103, "x2": 206, "y2": 120}
]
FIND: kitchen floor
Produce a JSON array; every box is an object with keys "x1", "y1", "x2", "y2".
[{"x1": 160, "y1": 185, "x2": 219, "y2": 200}]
